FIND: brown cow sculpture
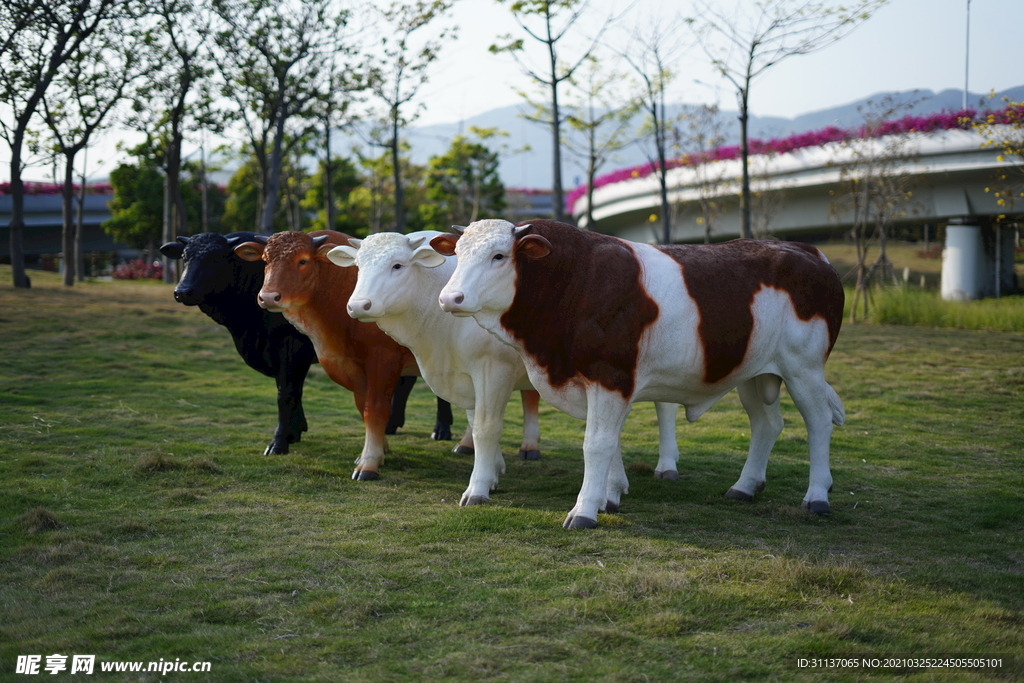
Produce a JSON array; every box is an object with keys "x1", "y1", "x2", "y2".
[
  {"x1": 435, "y1": 219, "x2": 846, "y2": 528},
  {"x1": 236, "y1": 230, "x2": 450, "y2": 480}
]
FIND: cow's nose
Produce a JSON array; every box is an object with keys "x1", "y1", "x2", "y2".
[
  {"x1": 173, "y1": 288, "x2": 188, "y2": 302},
  {"x1": 258, "y1": 291, "x2": 281, "y2": 308},
  {"x1": 347, "y1": 299, "x2": 373, "y2": 317},
  {"x1": 438, "y1": 290, "x2": 465, "y2": 311}
]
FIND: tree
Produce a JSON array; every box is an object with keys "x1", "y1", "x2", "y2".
[
  {"x1": 562, "y1": 55, "x2": 638, "y2": 229},
  {"x1": 212, "y1": 0, "x2": 353, "y2": 234},
  {"x1": 974, "y1": 96, "x2": 1024, "y2": 224},
  {"x1": 829, "y1": 98, "x2": 919, "y2": 322},
  {"x1": 420, "y1": 128, "x2": 506, "y2": 231},
  {"x1": 367, "y1": 0, "x2": 454, "y2": 233},
  {"x1": 690, "y1": 0, "x2": 887, "y2": 239},
  {"x1": 0, "y1": 0, "x2": 127, "y2": 288},
  {"x1": 104, "y1": 156, "x2": 165, "y2": 255},
  {"x1": 302, "y1": 156, "x2": 362, "y2": 233},
  {"x1": 491, "y1": 0, "x2": 616, "y2": 224},
  {"x1": 619, "y1": 17, "x2": 684, "y2": 245},
  {"x1": 347, "y1": 147, "x2": 428, "y2": 237},
  {"x1": 41, "y1": 23, "x2": 144, "y2": 286},
  {"x1": 674, "y1": 103, "x2": 730, "y2": 244}
]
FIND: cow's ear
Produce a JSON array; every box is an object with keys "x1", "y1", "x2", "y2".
[
  {"x1": 430, "y1": 233, "x2": 459, "y2": 256},
  {"x1": 160, "y1": 241, "x2": 185, "y2": 259},
  {"x1": 411, "y1": 243, "x2": 447, "y2": 268},
  {"x1": 315, "y1": 242, "x2": 336, "y2": 259},
  {"x1": 327, "y1": 245, "x2": 358, "y2": 268},
  {"x1": 233, "y1": 241, "x2": 266, "y2": 262},
  {"x1": 516, "y1": 234, "x2": 551, "y2": 260}
]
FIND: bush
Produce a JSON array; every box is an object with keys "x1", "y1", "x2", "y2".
[{"x1": 112, "y1": 259, "x2": 164, "y2": 280}]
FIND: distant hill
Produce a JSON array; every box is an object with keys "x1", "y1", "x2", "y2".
[{"x1": 400, "y1": 85, "x2": 1024, "y2": 190}]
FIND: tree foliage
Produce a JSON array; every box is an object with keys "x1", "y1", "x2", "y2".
[
  {"x1": 974, "y1": 96, "x2": 1024, "y2": 221},
  {"x1": 419, "y1": 129, "x2": 506, "y2": 232}
]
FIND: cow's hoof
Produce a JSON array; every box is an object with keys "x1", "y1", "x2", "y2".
[
  {"x1": 803, "y1": 500, "x2": 831, "y2": 515},
  {"x1": 563, "y1": 515, "x2": 599, "y2": 530},
  {"x1": 518, "y1": 449, "x2": 541, "y2": 460},
  {"x1": 725, "y1": 487, "x2": 754, "y2": 501},
  {"x1": 460, "y1": 495, "x2": 489, "y2": 506},
  {"x1": 264, "y1": 441, "x2": 289, "y2": 455},
  {"x1": 654, "y1": 469, "x2": 679, "y2": 481},
  {"x1": 452, "y1": 445, "x2": 474, "y2": 455},
  {"x1": 432, "y1": 425, "x2": 453, "y2": 441},
  {"x1": 353, "y1": 470, "x2": 380, "y2": 481},
  {"x1": 385, "y1": 425, "x2": 399, "y2": 435},
  {"x1": 604, "y1": 500, "x2": 619, "y2": 514}
]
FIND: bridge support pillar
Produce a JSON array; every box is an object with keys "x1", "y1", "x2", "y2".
[
  {"x1": 941, "y1": 225, "x2": 982, "y2": 301},
  {"x1": 941, "y1": 223, "x2": 1018, "y2": 300}
]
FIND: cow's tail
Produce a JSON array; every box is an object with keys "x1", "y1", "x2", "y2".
[{"x1": 826, "y1": 383, "x2": 845, "y2": 426}]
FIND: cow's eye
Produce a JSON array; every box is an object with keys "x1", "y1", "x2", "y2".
[
  {"x1": 392, "y1": 263, "x2": 403, "y2": 271},
  {"x1": 298, "y1": 259, "x2": 308, "y2": 266},
  {"x1": 493, "y1": 253, "x2": 505, "y2": 262}
]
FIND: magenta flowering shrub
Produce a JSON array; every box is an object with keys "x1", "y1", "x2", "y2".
[
  {"x1": 0, "y1": 181, "x2": 114, "y2": 196},
  {"x1": 565, "y1": 107, "x2": 1011, "y2": 212},
  {"x1": 112, "y1": 259, "x2": 164, "y2": 280}
]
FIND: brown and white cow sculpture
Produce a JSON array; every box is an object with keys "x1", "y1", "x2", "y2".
[{"x1": 433, "y1": 219, "x2": 846, "y2": 529}]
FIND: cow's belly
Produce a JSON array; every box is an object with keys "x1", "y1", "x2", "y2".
[{"x1": 522, "y1": 361, "x2": 589, "y2": 421}]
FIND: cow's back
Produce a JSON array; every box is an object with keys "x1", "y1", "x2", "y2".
[
  {"x1": 653, "y1": 240, "x2": 843, "y2": 385},
  {"x1": 500, "y1": 220, "x2": 659, "y2": 400}
]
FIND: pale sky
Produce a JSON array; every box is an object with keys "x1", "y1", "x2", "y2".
[
  {"x1": 415, "y1": 0, "x2": 1023, "y2": 127},
  {"x1": 5, "y1": 0, "x2": 1022, "y2": 184}
]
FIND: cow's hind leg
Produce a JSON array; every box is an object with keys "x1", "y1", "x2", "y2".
[
  {"x1": 726, "y1": 376, "x2": 784, "y2": 501},
  {"x1": 653, "y1": 402, "x2": 680, "y2": 480},
  {"x1": 453, "y1": 409, "x2": 475, "y2": 455},
  {"x1": 783, "y1": 372, "x2": 837, "y2": 514},
  {"x1": 432, "y1": 397, "x2": 454, "y2": 441},
  {"x1": 517, "y1": 390, "x2": 541, "y2": 460},
  {"x1": 267, "y1": 339, "x2": 313, "y2": 455},
  {"x1": 385, "y1": 376, "x2": 417, "y2": 435}
]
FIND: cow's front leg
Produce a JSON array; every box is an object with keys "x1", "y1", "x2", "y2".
[
  {"x1": 351, "y1": 372, "x2": 397, "y2": 481},
  {"x1": 266, "y1": 339, "x2": 314, "y2": 455},
  {"x1": 564, "y1": 392, "x2": 630, "y2": 529},
  {"x1": 603, "y1": 453, "x2": 629, "y2": 514},
  {"x1": 460, "y1": 390, "x2": 510, "y2": 506},
  {"x1": 653, "y1": 402, "x2": 680, "y2": 480},
  {"x1": 784, "y1": 372, "x2": 838, "y2": 514}
]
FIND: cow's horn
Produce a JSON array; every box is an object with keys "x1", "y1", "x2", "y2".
[
  {"x1": 513, "y1": 224, "x2": 533, "y2": 237},
  {"x1": 252, "y1": 234, "x2": 269, "y2": 245},
  {"x1": 311, "y1": 235, "x2": 330, "y2": 249},
  {"x1": 176, "y1": 235, "x2": 190, "y2": 244},
  {"x1": 225, "y1": 234, "x2": 242, "y2": 246},
  {"x1": 347, "y1": 238, "x2": 362, "y2": 248},
  {"x1": 451, "y1": 225, "x2": 466, "y2": 234},
  {"x1": 407, "y1": 235, "x2": 425, "y2": 249}
]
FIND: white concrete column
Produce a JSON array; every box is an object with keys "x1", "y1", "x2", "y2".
[{"x1": 941, "y1": 224, "x2": 984, "y2": 301}]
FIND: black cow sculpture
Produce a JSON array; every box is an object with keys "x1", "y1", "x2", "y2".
[{"x1": 160, "y1": 232, "x2": 453, "y2": 455}]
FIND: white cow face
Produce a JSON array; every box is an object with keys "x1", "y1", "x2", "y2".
[
  {"x1": 436, "y1": 220, "x2": 524, "y2": 321},
  {"x1": 328, "y1": 231, "x2": 446, "y2": 321}
]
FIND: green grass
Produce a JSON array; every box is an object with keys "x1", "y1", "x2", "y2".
[
  {"x1": 2, "y1": 266, "x2": 1023, "y2": 682},
  {"x1": 866, "y1": 287, "x2": 1024, "y2": 332}
]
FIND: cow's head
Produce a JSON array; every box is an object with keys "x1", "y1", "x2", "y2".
[
  {"x1": 434, "y1": 220, "x2": 551, "y2": 319},
  {"x1": 327, "y1": 231, "x2": 446, "y2": 321},
  {"x1": 234, "y1": 231, "x2": 338, "y2": 311},
  {"x1": 160, "y1": 232, "x2": 266, "y2": 305}
]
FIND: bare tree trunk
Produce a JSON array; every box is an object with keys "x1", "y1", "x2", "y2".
[
  {"x1": 8, "y1": 135, "x2": 30, "y2": 288},
  {"x1": 738, "y1": 84, "x2": 752, "y2": 239},
  {"x1": 261, "y1": 107, "x2": 288, "y2": 235},
  {"x1": 391, "y1": 109, "x2": 404, "y2": 233},
  {"x1": 324, "y1": 122, "x2": 334, "y2": 232},
  {"x1": 61, "y1": 153, "x2": 78, "y2": 286},
  {"x1": 548, "y1": 33, "x2": 564, "y2": 223}
]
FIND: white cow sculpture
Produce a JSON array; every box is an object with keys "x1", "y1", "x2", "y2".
[
  {"x1": 328, "y1": 230, "x2": 684, "y2": 506},
  {"x1": 434, "y1": 219, "x2": 846, "y2": 529}
]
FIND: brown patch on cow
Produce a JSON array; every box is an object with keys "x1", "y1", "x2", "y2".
[
  {"x1": 499, "y1": 220, "x2": 660, "y2": 399},
  {"x1": 657, "y1": 240, "x2": 844, "y2": 385}
]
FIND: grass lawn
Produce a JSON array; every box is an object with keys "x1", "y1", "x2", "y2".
[{"x1": 1, "y1": 266, "x2": 1022, "y2": 682}]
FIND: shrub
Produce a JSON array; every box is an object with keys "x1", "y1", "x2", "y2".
[{"x1": 112, "y1": 259, "x2": 164, "y2": 280}]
